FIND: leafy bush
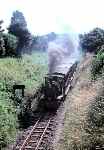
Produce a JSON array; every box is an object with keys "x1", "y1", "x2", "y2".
[
  {"x1": 80, "y1": 28, "x2": 104, "y2": 53},
  {"x1": 0, "y1": 20, "x2": 6, "y2": 56},
  {"x1": 0, "y1": 90, "x2": 17, "y2": 149},
  {"x1": 88, "y1": 96, "x2": 104, "y2": 128},
  {"x1": 91, "y1": 50, "x2": 104, "y2": 79},
  {"x1": 3, "y1": 33, "x2": 18, "y2": 56},
  {"x1": 85, "y1": 92, "x2": 104, "y2": 149},
  {"x1": 0, "y1": 20, "x2": 18, "y2": 57}
]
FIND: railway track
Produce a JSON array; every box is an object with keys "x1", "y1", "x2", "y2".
[
  {"x1": 14, "y1": 113, "x2": 55, "y2": 150},
  {"x1": 12, "y1": 63, "x2": 78, "y2": 150}
]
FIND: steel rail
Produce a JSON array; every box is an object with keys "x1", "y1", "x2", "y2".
[
  {"x1": 19, "y1": 117, "x2": 41, "y2": 150},
  {"x1": 35, "y1": 118, "x2": 51, "y2": 150}
]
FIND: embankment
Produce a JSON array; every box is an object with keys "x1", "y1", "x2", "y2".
[{"x1": 54, "y1": 53, "x2": 104, "y2": 149}]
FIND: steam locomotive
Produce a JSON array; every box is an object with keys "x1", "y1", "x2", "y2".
[{"x1": 37, "y1": 62, "x2": 78, "y2": 110}]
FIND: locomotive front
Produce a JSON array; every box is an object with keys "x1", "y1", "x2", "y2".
[{"x1": 43, "y1": 73, "x2": 65, "y2": 110}]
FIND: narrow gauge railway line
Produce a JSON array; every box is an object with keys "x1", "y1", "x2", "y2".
[
  {"x1": 15, "y1": 113, "x2": 55, "y2": 150},
  {"x1": 13, "y1": 62, "x2": 78, "y2": 150}
]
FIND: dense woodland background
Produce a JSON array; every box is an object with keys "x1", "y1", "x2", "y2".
[{"x1": 0, "y1": 10, "x2": 58, "y2": 57}]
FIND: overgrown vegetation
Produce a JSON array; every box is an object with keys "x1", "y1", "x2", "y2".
[
  {"x1": 80, "y1": 28, "x2": 104, "y2": 53},
  {"x1": 54, "y1": 54, "x2": 104, "y2": 150},
  {"x1": 80, "y1": 27, "x2": 104, "y2": 80},
  {"x1": 91, "y1": 50, "x2": 104, "y2": 79},
  {"x1": 0, "y1": 20, "x2": 18, "y2": 57},
  {"x1": 0, "y1": 9, "x2": 49, "y2": 148},
  {"x1": 86, "y1": 93, "x2": 104, "y2": 147},
  {"x1": 0, "y1": 92, "x2": 17, "y2": 149},
  {"x1": 55, "y1": 27, "x2": 104, "y2": 148},
  {"x1": 8, "y1": 11, "x2": 32, "y2": 55},
  {"x1": 3, "y1": 33, "x2": 18, "y2": 56},
  {"x1": 0, "y1": 52, "x2": 47, "y2": 148}
]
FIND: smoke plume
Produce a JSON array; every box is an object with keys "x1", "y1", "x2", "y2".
[{"x1": 48, "y1": 33, "x2": 80, "y2": 73}]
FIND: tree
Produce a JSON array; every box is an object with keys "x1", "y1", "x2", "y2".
[
  {"x1": 8, "y1": 10, "x2": 32, "y2": 56},
  {"x1": 0, "y1": 20, "x2": 5, "y2": 56},
  {"x1": 79, "y1": 28, "x2": 104, "y2": 53},
  {"x1": 3, "y1": 33, "x2": 18, "y2": 56},
  {"x1": 10, "y1": 11, "x2": 27, "y2": 29}
]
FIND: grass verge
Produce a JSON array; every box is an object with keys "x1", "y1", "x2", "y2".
[{"x1": 0, "y1": 52, "x2": 47, "y2": 149}]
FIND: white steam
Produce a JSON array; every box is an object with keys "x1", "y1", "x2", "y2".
[{"x1": 48, "y1": 33, "x2": 80, "y2": 74}]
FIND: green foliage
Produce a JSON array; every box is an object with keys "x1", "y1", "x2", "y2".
[
  {"x1": 80, "y1": 28, "x2": 104, "y2": 53},
  {"x1": 0, "y1": 20, "x2": 6, "y2": 56},
  {"x1": 85, "y1": 92, "x2": 104, "y2": 149},
  {"x1": 0, "y1": 92, "x2": 17, "y2": 149},
  {"x1": 10, "y1": 11, "x2": 27, "y2": 28},
  {"x1": 88, "y1": 96, "x2": 104, "y2": 128},
  {"x1": 0, "y1": 52, "x2": 47, "y2": 148},
  {"x1": 8, "y1": 10, "x2": 32, "y2": 55},
  {"x1": 0, "y1": 62, "x2": 18, "y2": 148},
  {"x1": 0, "y1": 53, "x2": 47, "y2": 94},
  {"x1": 3, "y1": 33, "x2": 18, "y2": 56},
  {"x1": 0, "y1": 20, "x2": 4, "y2": 34},
  {"x1": 91, "y1": 50, "x2": 104, "y2": 79},
  {"x1": 0, "y1": 20, "x2": 18, "y2": 57}
]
